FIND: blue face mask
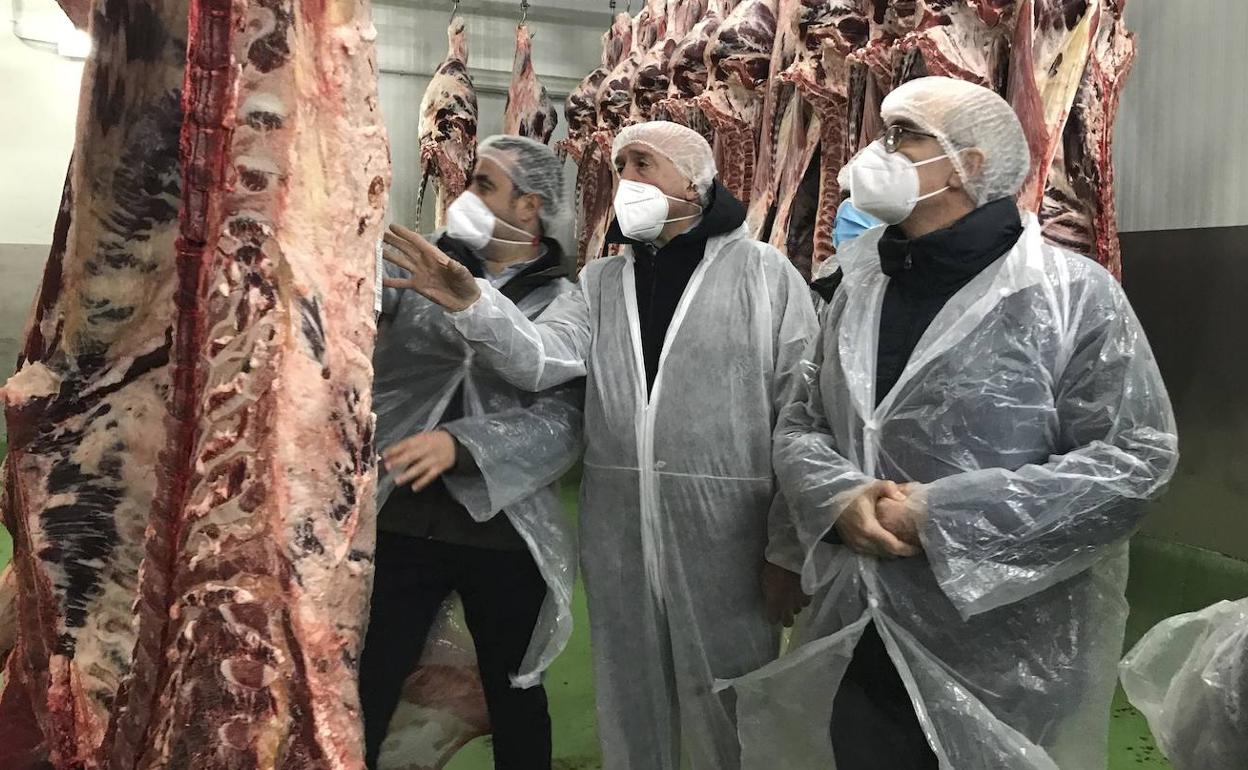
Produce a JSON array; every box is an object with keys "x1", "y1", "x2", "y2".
[{"x1": 832, "y1": 198, "x2": 883, "y2": 248}]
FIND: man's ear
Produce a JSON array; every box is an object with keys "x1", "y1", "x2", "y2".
[
  {"x1": 949, "y1": 148, "x2": 985, "y2": 190},
  {"x1": 684, "y1": 180, "x2": 701, "y2": 205},
  {"x1": 517, "y1": 192, "x2": 542, "y2": 224}
]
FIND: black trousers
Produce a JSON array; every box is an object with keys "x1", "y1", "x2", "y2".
[
  {"x1": 360, "y1": 532, "x2": 551, "y2": 770},
  {"x1": 830, "y1": 622, "x2": 939, "y2": 770}
]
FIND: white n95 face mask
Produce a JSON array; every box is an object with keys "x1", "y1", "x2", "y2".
[
  {"x1": 612, "y1": 180, "x2": 702, "y2": 243},
  {"x1": 847, "y1": 140, "x2": 952, "y2": 225},
  {"x1": 445, "y1": 190, "x2": 536, "y2": 250}
]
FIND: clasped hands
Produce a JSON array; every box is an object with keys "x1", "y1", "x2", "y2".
[{"x1": 835, "y1": 480, "x2": 925, "y2": 559}]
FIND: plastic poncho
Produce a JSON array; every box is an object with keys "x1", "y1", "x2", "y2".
[
  {"x1": 724, "y1": 214, "x2": 1178, "y2": 769},
  {"x1": 1120, "y1": 598, "x2": 1248, "y2": 770},
  {"x1": 445, "y1": 223, "x2": 818, "y2": 769},
  {"x1": 373, "y1": 250, "x2": 584, "y2": 688}
]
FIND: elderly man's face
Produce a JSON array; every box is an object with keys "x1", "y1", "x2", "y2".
[{"x1": 615, "y1": 145, "x2": 699, "y2": 205}]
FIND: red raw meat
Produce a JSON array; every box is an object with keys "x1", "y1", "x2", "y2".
[
  {"x1": 696, "y1": 0, "x2": 779, "y2": 203},
  {"x1": 1039, "y1": 2, "x2": 1135, "y2": 276},
  {"x1": 655, "y1": 0, "x2": 728, "y2": 137},
  {"x1": 559, "y1": 13, "x2": 633, "y2": 165},
  {"x1": 745, "y1": 0, "x2": 803, "y2": 239},
  {"x1": 0, "y1": 1, "x2": 390, "y2": 768},
  {"x1": 1006, "y1": 0, "x2": 1101, "y2": 213},
  {"x1": 55, "y1": 0, "x2": 90, "y2": 28},
  {"x1": 418, "y1": 19, "x2": 479, "y2": 228}
]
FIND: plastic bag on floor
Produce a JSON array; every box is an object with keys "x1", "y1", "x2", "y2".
[{"x1": 1120, "y1": 597, "x2": 1248, "y2": 770}]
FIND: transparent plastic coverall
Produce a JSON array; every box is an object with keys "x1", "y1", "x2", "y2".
[
  {"x1": 373, "y1": 256, "x2": 583, "y2": 689},
  {"x1": 443, "y1": 225, "x2": 817, "y2": 769},
  {"x1": 723, "y1": 215, "x2": 1179, "y2": 769},
  {"x1": 1120, "y1": 598, "x2": 1248, "y2": 770}
]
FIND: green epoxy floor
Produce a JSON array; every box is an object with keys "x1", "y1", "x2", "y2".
[{"x1": 2, "y1": 471, "x2": 1243, "y2": 768}]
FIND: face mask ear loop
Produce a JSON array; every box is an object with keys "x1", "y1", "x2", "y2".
[
  {"x1": 491, "y1": 210, "x2": 540, "y2": 247},
  {"x1": 663, "y1": 192, "x2": 703, "y2": 225}
]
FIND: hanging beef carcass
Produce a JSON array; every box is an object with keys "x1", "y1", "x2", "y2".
[
  {"x1": 418, "y1": 18, "x2": 479, "y2": 228},
  {"x1": 745, "y1": 0, "x2": 805, "y2": 240},
  {"x1": 771, "y1": 1, "x2": 870, "y2": 275},
  {"x1": 559, "y1": 12, "x2": 633, "y2": 165},
  {"x1": 632, "y1": 0, "x2": 707, "y2": 121},
  {"x1": 563, "y1": 13, "x2": 633, "y2": 270},
  {"x1": 504, "y1": 22, "x2": 558, "y2": 144},
  {"x1": 598, "y1": 0, "x2": 667, "y2": 132},
  {"x1": 577, "y1": 0, "x2": 668, "y2": 264},
  {"x1": 696, "y1": 0, "x2": 779, "y2": 204},
  {"x1": 655, "y1": 0, "x2": 730, "y2": 135},
  {"x1": 0, "y1": 0, "x2": 389, "y2": 768},
  {"x1": 0, "y1": 2, "x2": 190, "y2": 764},
  {"x1": 1043, "y1": 1, "x2": 1135, "y2": 277}
]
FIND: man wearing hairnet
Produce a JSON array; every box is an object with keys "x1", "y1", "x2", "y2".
[
  {"x1": 360, "y1": 135, "x2": 584, "y2": 770},
  {"x1": 723, "y1": 76, "x2": 1179, "y2": 770},
  {"x1": 381, "y1": 121, "x2": 818, "y2": 769}
]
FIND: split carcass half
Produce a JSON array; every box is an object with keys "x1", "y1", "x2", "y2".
[
  {"x1": 504, "y1": 22, "x2": 558, "y2": 144},
  {"x1": 0, "y1": 1, "x2": 390, "y2": 768},
  {"x1": 418, "y1": 18, "x2": 479, "y2": 229}
]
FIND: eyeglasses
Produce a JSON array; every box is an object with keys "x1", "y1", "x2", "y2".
[{"x1": 880, "y1": 123, "x2": 937, "y2": 153}]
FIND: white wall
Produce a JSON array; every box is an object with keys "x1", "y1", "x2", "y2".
[
  {"x1": 374, "y1": 1, "x2": 606, "y2": 233},
  {"x1": 0, "y1": 0, "x2": 84, "y2": 245},
  {"x1": 1114, "y1": 1, "x2": 1248, "y2": 232}
]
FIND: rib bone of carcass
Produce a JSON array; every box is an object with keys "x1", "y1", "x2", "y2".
[
  {"x1": 504, "y1": 22, "x2": 558, "y2": 144},
  {"x1": 1039, "y1": 1, "x2": 1135, "y2": 277},
  {"x1": 1007, "y1": 0, "x2": 1101, "y2": 214},
  {"x1": 419, "y1": 18, "x2": 480, "y2": 228}
]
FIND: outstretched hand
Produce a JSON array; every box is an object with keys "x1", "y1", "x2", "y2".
[{"x1": 382, "y1": 224, "x2": 481, "y2": 312}]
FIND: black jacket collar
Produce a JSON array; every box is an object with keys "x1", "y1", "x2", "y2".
[
  {"x1": 877, "y1": 198, "x2": 1023, "y2": 296},
  {"x1": 436, "y1": 233, "x2": 571, "y2": 303}
]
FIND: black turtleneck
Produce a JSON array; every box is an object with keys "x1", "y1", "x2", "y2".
[
  {"x1": 606, "y1": 179, "x2": 747, "y2": 392},
  {"x1": 874, "y1": 198, "x2": 1023, "y2": 406}
]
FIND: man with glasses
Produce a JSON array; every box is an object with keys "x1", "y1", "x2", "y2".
[{"x1": 757, "y1": 77, "x2": 1178, "y2": 768}]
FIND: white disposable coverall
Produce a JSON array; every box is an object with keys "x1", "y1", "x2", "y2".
[{"x1": 446, "y1": 223, "x2": 817, "y2": 769}]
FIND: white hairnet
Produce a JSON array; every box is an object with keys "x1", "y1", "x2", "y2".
[
  {"x1": 478, "y1": 134, "x2": 568, "y2": 236},
  {"x1": 881, "y1": 76, "x2": 1030, "y2": 206},
  {"x1": 612, "y1": 121, "x2": 717, "y2": 198}
]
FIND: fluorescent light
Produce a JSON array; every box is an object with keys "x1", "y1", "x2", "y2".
[{"x1": 56, "y1": 28, "x2": 91, "y2": 59}]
